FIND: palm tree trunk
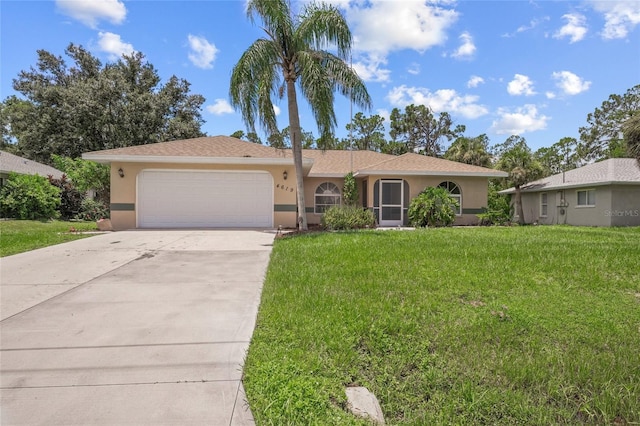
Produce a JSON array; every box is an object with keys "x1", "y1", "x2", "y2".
[
  {"x1": 286, "y1": 79, "x2": 308, "y2": 230},
  {"x1": 515, "y1": 185, "x2": 525, "y2": 225}
]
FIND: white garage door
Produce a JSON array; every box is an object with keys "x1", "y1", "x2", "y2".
[{"x1": 138, "y1": 170, "x2": 273, "y2": 228}]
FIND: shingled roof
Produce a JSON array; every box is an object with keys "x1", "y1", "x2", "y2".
[
  {"x1": 0, "y1": 151, "x2": 63, "y2": 179},
  {"x1": 83, "y1": 136, "x2": 505, "y2": 178},
  {"x1": 500, "y1": 158, "x2": 640, "y2": 194}
]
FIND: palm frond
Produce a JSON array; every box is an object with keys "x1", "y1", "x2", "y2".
[{"x1": 296, "y1": 4, "x2": 352, "y2": 60}]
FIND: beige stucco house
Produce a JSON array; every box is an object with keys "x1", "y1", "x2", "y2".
[
  {"x1": 500, "y1": 158, "x2": 640, "y2": 226},
  {"x1": 82, "y1": 136, "x2": 507, "y2": 230}
]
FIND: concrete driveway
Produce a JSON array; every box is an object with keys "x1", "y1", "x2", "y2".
[{"x1": 0, "y1": 230, "x2": 275, "y2": 425}]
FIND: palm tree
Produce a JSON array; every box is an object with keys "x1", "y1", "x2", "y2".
[
  {"x1": 623, "y1": 113, "x2": 640, "y2": 164},
  {"x1": 230, "y1": 0, "x2": 371, "y2": 230},
  {"x1": 495, "y1": 137, "x2": 543, "y2": 224},
  {"x1": 444, "y1": 134, "x2": 492, "y2": 167}
]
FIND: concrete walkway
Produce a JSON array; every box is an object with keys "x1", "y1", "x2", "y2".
[{"x1": 0, "y1": 230, "x2": 275, "y2": 425}]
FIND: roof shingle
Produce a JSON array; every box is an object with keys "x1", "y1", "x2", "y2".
[{"x1": 0, "y1": 151, "x2": 63, "y2": 179}]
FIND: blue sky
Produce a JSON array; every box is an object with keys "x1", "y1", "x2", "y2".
[{"x1": 1, "y1": 0, "x2": 639, "y2": 152}]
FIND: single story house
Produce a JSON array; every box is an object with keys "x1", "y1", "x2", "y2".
[
  {"x1": 0, "y1": 150, "x2": 63, "y2": 186},
  {"x1": 82, "y1": 136, "x2": 507, "y2": 230},
  {"x1": 500, "y1": 158, "x2": 640, "y2": 226}
]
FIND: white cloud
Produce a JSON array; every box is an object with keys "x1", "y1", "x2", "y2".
[
  {"x1": 467, "y1": 75, "x2": 485, "y2": 88},
  {"x1": 407, "y1": 63, "x2": 420, "y2": 75},
  {"x1": 588, "y1": 0, "x2": 640, "y2": 39},
  {"x1": 273, "y1": 105, "x2": 281, "y2": 116},
  {"x1": 187, "y1": 35, "x2": 218, "y2": 69},
  {"x1": 451, "y1": 31, "x2": 476, "y2": 60},
  {"x1": 553, "y1": 13, "x2": 588, "y2": 43},
  {"x1": 490, "y1": 105, "x2": 549, "y2": 135},
  {"x1": 56, "y1": 0, "x2": 126, "y2": 28},
  {"x1": 206, "y1": 99, "x2": 234, "y2": 115},
  {"x1": 552, "y1": 71, "x2": 591, "y2": 95},
  {"x1": 97, "y1": 32, "x2": 134, "y2": 59},
  {"x1": 345, "y1": 0, "x2": 459, "y2": 54},
  {"x1": 352, "y1": 53, "x2": 391, "y2": 82},
  {"x1": 387, "y1": 85, "x2": 489, "y2": 119},
  {"x1": 546, "y1": 91, "x2": 557, "y2": 99},
  {"x1": 507, "y1": 74, "x2": 536, "y2": 96},
  {"x1": 502, "y1": 16, "x2": 550, "y2": 37}
]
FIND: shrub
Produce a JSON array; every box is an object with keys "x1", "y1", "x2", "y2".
[
  {"x1": 342, "y1": 172, "x2": 358, "y2": 206},
  {"x1": 0, "y1": 172, "x2": 61, "y2": 220},
  {"x1": 408, "y1": 186, "x2": 458, "y2": 227},
  {"x1": 477, "y1": 184, "x2": 513, "y2": 225},
  {"x1": 48, "y1": 175, "x2": 83, "y2": 220},
  {"x1": 76, "y1": 198, "x2": 110, "y2": 221},
  {"x1": 321, "y1": 205, "x2": 375, "y2": 230}
]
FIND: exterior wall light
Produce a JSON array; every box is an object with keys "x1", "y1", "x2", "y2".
[
  {"x1": 283, "y1": 170, "x2": 288, "y2": 180},
  {"x1": 118, "y1": 168, "x2": 125, "y2": 178}
]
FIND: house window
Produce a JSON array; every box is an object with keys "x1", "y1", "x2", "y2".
[
  {"x1": 438, "y1": 181, "x2": 462, "y2": 215},
  {"x1": 576, "y1": 189, "x2": 595, "y2": 207},
  {"x1": 540, "y1": 193, "x2": 548, "y2": 217},
  {"x1": 315, "y1": 182, "x2": 341, "y2": 214}
]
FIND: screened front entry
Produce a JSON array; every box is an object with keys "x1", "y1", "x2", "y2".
[{"x1": 370, "y1": 179, "x2": 409, "y2": 226}]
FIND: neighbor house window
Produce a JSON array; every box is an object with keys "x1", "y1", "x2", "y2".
[
  {"x1": 540, "y1": 193, "x2": 548, "y2": 217},
  {"x1": 438, "y1": 181, "x2": 462, "y2": 215},
  {"x1": 315, "y1": 182, "x2": 341, "y2": 214},
  {"x1": 576, "y1": 189, "x2": 595, "y2": 207}
]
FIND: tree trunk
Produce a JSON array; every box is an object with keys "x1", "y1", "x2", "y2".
[
  {"x1": 286, "y1": 79, "x2": 308, "y2": 230},
  {"x1": 515, "y1": 185, "x2": 525, "y2": 225}
]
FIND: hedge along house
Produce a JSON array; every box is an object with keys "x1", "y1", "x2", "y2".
[
  {"x1": 499, "y1": 158, "x2": 640, "y2": 226},
  {"x1": 82, "y1": 136, "x2": 507, "y2": 230}
]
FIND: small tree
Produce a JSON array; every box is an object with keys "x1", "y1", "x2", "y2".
[
  {"x1": 48, "y1": 175, "x2": 83, "y2": 220},
  {"x1": 408, "y1": 186, "x2": 458, "y2": 227},
  {"x1": 0, "y1": 173, "x2": 60, "y2": 219},
  {"x1": 343, "y1": 172, "x2": 358, "y2": 206}
]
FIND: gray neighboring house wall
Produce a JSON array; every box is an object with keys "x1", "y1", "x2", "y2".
[
  {"x1": 500, "y1": 158, "x2": 640, "y2": 227},
  {"x1": 0, "y1": 151, "x2": 64, "y2": 186}
]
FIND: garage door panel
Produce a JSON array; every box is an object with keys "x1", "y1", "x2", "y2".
[{"x1": 138, "y1": 171, "x2": 273, "y2": 228}]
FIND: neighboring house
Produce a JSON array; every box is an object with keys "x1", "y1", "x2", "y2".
[
  {"x1": 500, "y1": 158, "x2": 640, "y2": 226},
  {"x1": 82, "y1": 136, "x2": 507, "y2": 230},
  {"x1": 0, "y1": 150, "x2": 64, "y2": 186}
]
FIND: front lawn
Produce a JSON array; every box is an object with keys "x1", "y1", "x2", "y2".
[
  {"x1": 244, "y1": 226, "x2": 640, "y2": 425},
  {"x1": 0, "y1": 220, "x2": 98, "y2": 257}
]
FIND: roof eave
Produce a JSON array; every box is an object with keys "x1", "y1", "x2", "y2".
[
  {"x1": 500, "y1": 180, "x2": 640, "y2": 195},
  {"x1": 354, "y1": 170, "x2": 508, "y2": 178}
]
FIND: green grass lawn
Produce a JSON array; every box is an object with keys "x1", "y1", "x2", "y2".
[
  {"x1": 244, "y1": 226, "x2": 640, "y2": 425},
  {"x1": 0, "y1": 220, "x2": 99, "y2": 257}
]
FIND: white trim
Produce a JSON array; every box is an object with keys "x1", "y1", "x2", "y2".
[
  {"x1": 500, "y1": 180, "x2": 640, "y2": 194},
  {"x1": 355, "y1": 170, "x2": 507, "y2": 178},
  {"x1": 379, "y1": 179, "x2": 404, "y2": 226}
]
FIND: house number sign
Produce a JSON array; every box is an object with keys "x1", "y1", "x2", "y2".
[{"x1": 276, "y1": 183, "x2": 294, "y2": 192}]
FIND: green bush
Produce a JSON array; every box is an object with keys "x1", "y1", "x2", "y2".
[
  {"x1": 48, "y1": 175, "x2": 83, "y2": 220},
  {"x1": 321, "y1": 205, "x2": 376, "y2": 230},
  {"x1": 76, "y1": 198, "x2": 110, "y2": 221},
  {"x1": 477, "y1": 184, "x2": 513, "y2": 225},
  {"x1": 408, "y1": 186, "x2": 458, "y2": 227},
  {"x1": 342, "y1": 172, "x2": 358, "y2": 206},
  {"x1": 0, "y1": 173, "x2": 61, "y2": 220}
]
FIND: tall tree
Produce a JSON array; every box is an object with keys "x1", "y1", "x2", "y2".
[
  {"x1": 444, "y1": 133, "x2": 492, "y2": 167},
  {"x1": 534, "y1": 137, "x2": 580, "y2": 176},
  {"x1": 495, "y1": 135, "x2": 543, "y2": 224},
  {"x1": 345, "y1": 112, "x2": 386, "y2": 151},
  {"x1": 4, "y1": 44, "x2": 205, "y2": 164},
  {"x1": 389, "y1": 104, "x2": 457, "y2": 156},
  {"x1": 623, "y1": 114, "x2": 640, "y2": 163},
  {"x1": 229, "y1": 0, "x2": 371, "y2": 230},
  {"x1": 578, "y1": 84, "x2": 640, "y2": 162}
]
